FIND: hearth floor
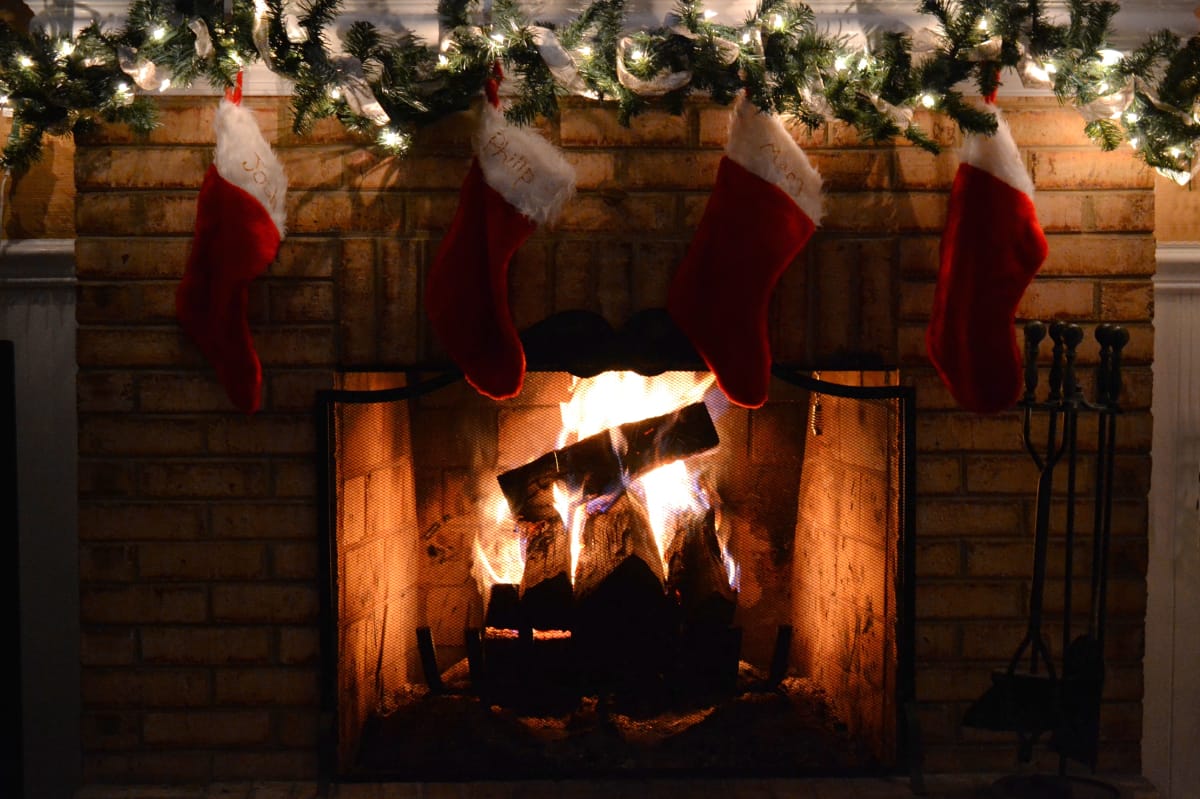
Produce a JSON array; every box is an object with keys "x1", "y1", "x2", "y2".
[{"x1": 75, "y1": 774, "x2": 1160, "y2": 799}]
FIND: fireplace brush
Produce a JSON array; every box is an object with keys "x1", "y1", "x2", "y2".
[{"x1": 963, "y1": 320, "x2": 1127, "y2": 775}]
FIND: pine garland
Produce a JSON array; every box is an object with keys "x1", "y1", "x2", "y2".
[{"x1": 0, "y1": 0, "x2": 1197, "y2": 183}]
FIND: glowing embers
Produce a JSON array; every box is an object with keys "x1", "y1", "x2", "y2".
[{"x1": 470, "y1": 372, "x2": 741, "y2": 708}]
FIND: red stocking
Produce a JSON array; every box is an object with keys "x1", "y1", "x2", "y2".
[
  {"x1": 425, "y1": 82, "x2": 575, "y2": 400},
  {"x1": 926, "y1": 104, "x2": 1048, "y2": 413},
  {"x1": 668, "y1": 94, "x2": 822, "y2": 409},
  {"x1": 176, "y1": 76, "x2": 287, "y2": 414}
]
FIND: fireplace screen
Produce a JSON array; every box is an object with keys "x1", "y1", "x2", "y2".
[{"x1": 317, "y1": 368, "x2": 914, "y2": 779}]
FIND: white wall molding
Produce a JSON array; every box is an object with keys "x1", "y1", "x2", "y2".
[{"x1": 1146, "y1": 241, "x2": 1200, "y2": 799}]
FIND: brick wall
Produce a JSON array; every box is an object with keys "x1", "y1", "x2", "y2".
[{"x1": 74, "y1": 94, "x2": 1154, "y2": 782}]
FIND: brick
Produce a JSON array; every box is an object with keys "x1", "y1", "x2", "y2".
[
  {"x1": 807, "y1": 150, "x2": 892, "y2": 191},
  {"x1": 209, "y1": 750, "x2": 319, "y2": 780},
  {"x1": 917, "y1": 499, "x2": 1027, "y2": 537},
  {"x1": 1087, "y1": 191, "x2": 1155, "y2": 232},
  {"x1": 278, "y1": 148, "x2": 345, "y2": 190},
  {"x1": 620, "y1": 150, "x2": 722, "y2": 190},
  {"x1": 82, "y1": 750, "x2": 212, "y2": 782},
  {"x1": 916, "y1": 455, "x2": 963, "y2": 494},
  {"x1": 79, "y1": 460, "x2": 136, "y2": 497},
  {"x1": 337, "y1": 237, "x2": 379, "y2": 364},
  {"x1": 1029, "y1": 149, "x2": 1151, "y2": 190},
  {"x1": 80, "y1": 712, "x2": 140, "y2": 752},
  {"x1": 1003, "y1": 106, "x2": 1095, "y2": 148},
  {"x1": 279, "y1": 627, "x2": 320, "y2": 666},
  {"x1": 273, "y1": 460, "x2": 316, "y2": 498},
  {"x1": 560, "y1": 105, "x2": 688, "y2": 147},
  {"x1": 347, "y1": 192, "x2": 408, "y2": 234},
  {"x1": 254, "y1": 327, "x2": 337, "y2": 366},
  {"x1": 205, "y1": 415, "x2": 315, "y2": 454},
  {"x1": 915, "y1": 667, "x2": 993, "y2": 702},
  {"x1": 141, "y1": 626, "x2": 272, "y2": 665},
  {"x1": 78, "y1": 328, "x2": 198, "y2": 367},
  {"x1": 138, "y1": 542, "x2": 267, "y2": 580},
  {"x1": 76, "y1": 238, "x2": 192, "y2": 279},
  {"x1": 286, "y1": 192, "x2": 354, "y2": 233},
  {"x1": 964, "y1": 454, "x2": 1043, "y2": 494},
  {"x1": 1032, "y1": 191, "x2": 1086, "y2": 232},
  {"x1": 269, "y1": 282, "x2": 335, "y2": 322},
  {"x1": 214, "y1": 668, "x2": 318, "y2": 705},
  {"x1": 137, "y1": 373, "x2": 242, "y2": 413},
  {"x1": 348, "y1": 153, "x2": 469, "y2": 191},
  {"x1": 915, "y1": 623, "x2": 959, "y2": 660},
  {"x1": 916, "y1": 541, "x2": 962, "y2": 577},
  {"x1": 80, "y1": 416, "x2": 206, "y2": 455},
  {"x1": 212, "y1": 584, "x2": 319, "y2": 623},
  {"x1": 78, "y1": 371, "x2": 136, "y2": 412},
  {"x1": 376, "y1": 238, "x2": 424, "y2": 365},
  {"x1": 553, "y1": 241, "x2": 634, "y2": 322},
  {"x1": 894, "y1": 148, "x2": 958, "y2": 190},
  {"x1": 266, "y1": 370, "x2": 335, "y2": 412},
  {"x1": 916, "y1": 581, "x2": 1025, "y2": 619},
  {"x1": 5, "y1": 133, "x2": 75, "y2": 236},
  {"x1": 1100, "y1": 281, "x2": 1154, "y2": 320},
  {"x1": 81, "y1": 630, "x2": 137, "y2": 665},
  {"x1": 508, "y1": 241, "x2": 554, "y2": 332},
  {"x1": 80, "y1": 502, "x2": 206, "y2": 541},
  {"x1": 143, "y1": 711, "x2": 272, "y2": 746},
  {"x1": 138, "y1": 462, "x2": 270, "y2": 499},
  {"x1": 76, "y1": 193, "x2": 197, "y2": 236},
  {"x1": 917, "y1": 414, "x2": 1026, "y2": 453},
  {"x1": 83, "y1": 669, "x2": 212, "y2": 707},
  {"x1": 565, "y1": 151, "x2": 617, "y2": 190},
  {"x1": 210, "y1": 503, "x2": 317, "y2": 539},
  {"x1": 897, "y1": 235, "x2": 940, "y2": 278},
  {"x1": 76, "y1": 147, "x2": 209, "y2": 190},
  {"x1": 404, "y1": 192, "x2": 460, "y2": 233},
  {"x1": 1041, "y1": 234, "x2": 1155, "y2": 277},
  {"x1": 556, "y1": 193, "x2": 679, "y2": 233},
  {"x1": 273, "y1": 238, "x2": 339, "y2": 278},
  {"x1": 1016, "y1": 279, "x2": 1096, "y2": 318},
  {"x1": 277, "y1": 709, "x2": 321, "y2": 748},
  {"x1": 82, "y1": 585, "x2": 208, "y2": 623},
  {"x1": 80, "y1": 543, "x2": 137, "y2": 582},
  {"x1": 272, "y1": 542, "x2": 318, "y2": 579}
]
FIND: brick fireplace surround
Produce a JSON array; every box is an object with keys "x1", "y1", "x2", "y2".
[{"x1": 61, "y1": 92, "x2": 1157, "y2": 793}]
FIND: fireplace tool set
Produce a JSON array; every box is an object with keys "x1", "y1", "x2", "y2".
[{"x1": 963, "y1": 320, "x2": 1128, "y2": 791}]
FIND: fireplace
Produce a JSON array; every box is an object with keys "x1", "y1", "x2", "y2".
[{"x1": 317, "y1": 315, "x2": 915, "y2": 779}]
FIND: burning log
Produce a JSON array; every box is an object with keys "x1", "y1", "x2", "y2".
[
  {"x1": 497, "y1": 402, "x2": 719, "y2": 521},
  {"x1": 573, "y1": 491, "x2": 666, "y2": 601},
  {"x1": 665, "y1": 507, "x2": 737, "y2": 627},
  {"x1": 572, "y1": 491, "x2": 676, "y2": 703},
  {"x1": 518, "y1": 518, "x2": 573, "y2": 631}
]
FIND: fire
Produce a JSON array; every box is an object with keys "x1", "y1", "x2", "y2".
[{"x1": 473, "y1": 371, "x2": 740, "y2": 601}]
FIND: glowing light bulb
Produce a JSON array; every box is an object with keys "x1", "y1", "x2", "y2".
[
  {"x1": 1098, "y1": 49, "x2": 1123, "y2": 66},
  {"x1": 491, "y1": 32, "x2": 505, "y2": 44},
  {"x1": 741, "y1": 32, "x2": 751, "y2": 43},
  {"x1": 379, "y1": 128, "x2": 406, "y2": 149},
  {"x1": 17, "y1": 55, "x2": 33, "y2": 68},
  {"x1": 151, "y1": 26, "x2": 166, "y2": 41},
  {"x1": 116, "y1": 82, "x2": 130, "y2": 94},
  {"x1": 230, "y1": 52, "x2": 243, "y2": 65},
  {"x1": 1170, "y1": 146, "x2": 1183, "y2": 157},
  {"x1": 976, "y1": 17, "x2": 988, "y2": 31},
  {"x1": 703, "y1": 8, "x2": 718, "y2": 19},
  {"x1": 58, "y1": 40, "x2": 74, "y2": 57},
  {"x1": 159, "y1": 78, "x2": 171, "y2": 92},
  {"x1": 771, "y1": 13, "x2": 784, "y2": 29},
  {"x1": 579, "y1": 45, "x2": 592, "y2": 57},
  {"x1": 440, "y1": 38, "x2": 452, "y2": 52},
  {"x1": 1125, "y1": 111, "x2": 1139, "y2": 124},
  {"x1": 857, "y1": 57, "x2": 869, "y2": 70},
  {"x1": 1044, "y1": 61, "x2": 1058, "y2": 74},
  {"x1": 834, "y1": 55, "x2": 848, "y2": 70},
  {"x1": 437, "y1": 54, "x2": 449, "y2": 66},
  {"x1": 631, "y1": 48, "x2": 644, "y2": 61},
  {"x1": 329, "y1": 87, "x2": 342, "y2": 100},
  {"x1": 1097, "y1": 81, "x2": 1110, "y2": 94},
  {"x1": 920, "y1": 93, "x2": 936, "y2": 108},
  {"x1": 1129, "y1": 136, "x2": 1141, "y2": 149}
]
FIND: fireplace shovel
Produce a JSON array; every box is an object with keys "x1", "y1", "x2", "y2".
[
  {"x1": 963, "y1": 322, "x2": 1080, "y2": 757},
  {"x1": 1052, "y1": 324, "x2": 1128, "y2": 770}
]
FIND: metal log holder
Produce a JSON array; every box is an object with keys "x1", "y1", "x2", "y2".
[{"x1": 963, "y1": 321, "x2": 1128, "y2": 793}]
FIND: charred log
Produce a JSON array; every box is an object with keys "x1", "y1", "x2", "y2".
[
  {"x1": 664, "y1": 507, "x2": 737, "y2": 627},
  {"x1": 497, "y1": 402, "x2": 719, "y2": 521},
  {"x1": 518, "y1": 518, "x2": 573, "y2": 630}
]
